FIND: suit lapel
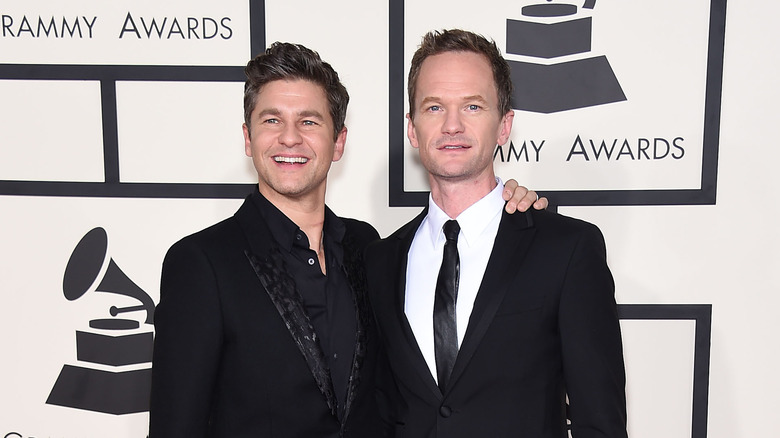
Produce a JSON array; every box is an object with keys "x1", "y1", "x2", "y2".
[
  {"x1": 391, "y1": 209, "x2": 443, "y2": 400},
  {"x1": 340, "y1": 228, "x2": 370, "y2": 423},
  {"x1": 446, "y1": 209, "x2": 536, "y2": 391},
  {"x1": 235, "y1": 197, "x2": 339, "y2": 418}
]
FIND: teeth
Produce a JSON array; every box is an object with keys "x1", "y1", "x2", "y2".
[
  {"x1": 274, "y1": 156, "x2": 308, "y2": 164},
  {"x1": 443, "y1": 145, "x2": 463, "y2": 149}
]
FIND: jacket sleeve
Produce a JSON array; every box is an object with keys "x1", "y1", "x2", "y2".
[
  {"x1": 149, "y1": 237, "x2": 223, "y2": 438},
  {"x1": 558, "y1": 223, "x2": 628, "y2": 438}
]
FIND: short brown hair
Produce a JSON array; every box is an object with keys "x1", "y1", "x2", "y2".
[
  {"x1": 407, "y1": 29, "x2": 513, "y2": 119},
  {"x1": 244, "y1": 42, "x2": 349, "y2": 140}
]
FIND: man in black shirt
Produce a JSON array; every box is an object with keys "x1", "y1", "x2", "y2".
[
  {"x1": 251, "y1": 192, "x2": 357, "y2": 417},
  {"x1": 149, "y1": 42, "x2": 544, "y2": 437}
]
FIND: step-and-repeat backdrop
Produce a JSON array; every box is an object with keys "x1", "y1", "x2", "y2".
[{"x1": 2, "y1": 1, "x2": 778, "y2": 437}]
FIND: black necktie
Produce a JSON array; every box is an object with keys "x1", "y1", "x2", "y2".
[{"x1": 434, "y1": 219, "x2": 460, "y2": 393}]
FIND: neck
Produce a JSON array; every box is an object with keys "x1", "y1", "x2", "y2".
[
  {"x1": 428, "y1": 172, "x2": 497, "y2": 219},
  {"x1": 257, "y1": 184, "x2": 326, "y2": 253}
]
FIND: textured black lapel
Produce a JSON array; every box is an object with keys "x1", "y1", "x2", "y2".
[
  {"x1": 340, "y1": 230, "x2": 369, "y2": 423},
  {"x1": 244, "y1": 248, "x2": 338, "y2": 418},
  {"x1": 447, "y1": 209, "x2": 536, "y2": 390},
  {"x1": 235, "y1": 193, "x2": 339, "y2": 416}
]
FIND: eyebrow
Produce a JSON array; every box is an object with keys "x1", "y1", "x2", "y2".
[
  {"x1": 256, "y1": 108, "x2": 282, "y2": 118},
  {"x1": 419, "y1": 95, "x2": 490, "y2": 107},
  {"x1": 461, "y1": 95, "x2": 489, "y2": 105},
  {"x1": 297, "y1": 110, "x2": 326, "y2": 120},
  {"x1": 255, "y1": 108, "x2": 326, "y2": 120}
]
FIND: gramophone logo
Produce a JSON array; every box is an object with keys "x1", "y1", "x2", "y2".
[
  {"x1": 46, "y1": 227, "x2": 156, "y2": 415},
  {"x1": 506, "y1": 0, "x2": 626, "y2": 113}
]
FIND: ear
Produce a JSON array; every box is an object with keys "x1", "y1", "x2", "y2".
[
  {"x1": 406, "y1": 113, "x2": 419, "y2": 149},
  {"x1": 332, "y1": 126, "x2": 347, "y2": 162},
  {"x1": 243, "y1": 123, "x2": 253, "y2": 157},
  {"x1": 496, "y1": 110, "x2": 514, "y2": 146}
]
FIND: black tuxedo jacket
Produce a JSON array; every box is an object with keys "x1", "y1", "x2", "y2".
[
  {"x1": 366, "y1": 207, "x2": 627, "y2": 438},
  {"x1": 150, "y1": 195, "x2": 385, "y2": 437}
]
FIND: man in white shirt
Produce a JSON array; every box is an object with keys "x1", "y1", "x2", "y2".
[{"x1": 365, "y1": 29, "x2": 628, "y2": 438}]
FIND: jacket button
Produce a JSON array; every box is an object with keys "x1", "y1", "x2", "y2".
[{"x1": 439, "y1": 405, "x2": 452, "y2": 417}]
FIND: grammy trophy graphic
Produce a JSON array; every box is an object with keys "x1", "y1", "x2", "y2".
[{"x1": 47, "y1": 227, "x2": 155, "y2": 415}]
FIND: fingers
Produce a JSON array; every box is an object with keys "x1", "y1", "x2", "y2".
[
  {"x1": 502, "y1": 179, "x2": 521, "y2": 201},
  {"x1": 504, "y1": 185, "x2": 535, "y2": 213},
  {"x1": 504, "y1": 192, "x2": 549, "y2": 213},
  {"x1": 503, "y1": 180, "x2": 549, "y2": 213},
  {"x1": 533, "y1": 196, "x2": 549, "y2": 210}
]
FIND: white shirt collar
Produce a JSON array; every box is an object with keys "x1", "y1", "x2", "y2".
[{"x1": 425, "y1": 178, "x2": 505, "y2": 248}]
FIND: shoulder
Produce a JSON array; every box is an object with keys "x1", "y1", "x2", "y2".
[
  {"x1": 519, "y1": 209, "x2": 608, "y2": 257},
  {"x1": 340, "y1": 217, "x2": 380, "y2": 250},
  {"x1": 365, "y1": 211, "x2": 425, "y2": 270},
  {"x1": 369, "y1": 208, "x2": 426, "y2": 250},
  {"x1": 366, "y1": 219, "x2": 406, "y2": 257},
  {"x1": 165, "y1": 216, "x2": 243, "y2": 261},
  {"x1": 169, "y1": 194, "x2": 258, "y2": 256},
  {"x1": 525, "y1": 208, "x2": 604, "y2": 237},
  {"x1": 341, "y1": 217, "x2": 380, "y2": 241}
]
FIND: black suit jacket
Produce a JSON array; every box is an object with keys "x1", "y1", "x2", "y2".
[
  {"x1": 150, "y1": 195, "x2": 385, "y2": 437},
  {"x1": 366, "y1": 207, "x2": 627, "y2": 438}
]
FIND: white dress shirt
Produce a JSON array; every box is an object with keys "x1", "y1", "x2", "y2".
[{"x1": 404, "y1": 179, "x2": 505, "y2": 382}]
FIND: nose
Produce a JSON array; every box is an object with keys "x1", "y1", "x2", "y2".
[
  {"x1": 441, "y1": 109, "x2": 464, "y2": 135},
  {"x1": 279, "y1": 122, "x2": 303, "y2": 147}
]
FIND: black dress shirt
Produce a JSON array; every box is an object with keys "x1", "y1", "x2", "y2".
[{"x1": 251, "y1": 191, "x2": 356, "y2": 417}]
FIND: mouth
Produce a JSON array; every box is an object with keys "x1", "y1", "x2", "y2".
[
  {"x1": 273, "y1": 156, "x2": 309, "y2": 164},
  {"x1": 435, "y1": 137, "x2": 473, "y2": 151},
  {"x1": 439, "y1": 144, "x2": 470, "y2": 150}
]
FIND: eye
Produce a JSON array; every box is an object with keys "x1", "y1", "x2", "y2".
[
  {"x1": 467, "y1": 104, "x2": 481, "y2": 111},
  {"x1": 302, "y1": 120, "x2": 318, "y2": 126},
  {"x1": 262, "y1": 118, "x2": 279, "y2": 124},
  {"x1": 427, "y1": 105, "x2": 441, "y2": 112}
]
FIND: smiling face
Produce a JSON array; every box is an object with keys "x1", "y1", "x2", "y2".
[
  {"x1": 407, "y1": 51, "x2": 513, "y2": 187},
  {"x1": 243, "y1": 79, "x2": 346, "y2": 203}
]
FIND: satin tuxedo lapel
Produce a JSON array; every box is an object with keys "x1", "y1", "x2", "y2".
[
  {"x1": 445, "y1": 209, "x2": 536, "y2": 392},
  {"x1": 387, "y1": 209, "x2": 444, "y2": 401},
  {"x1": 234, "y1": 201, "x2": 340, "y2": 418}
]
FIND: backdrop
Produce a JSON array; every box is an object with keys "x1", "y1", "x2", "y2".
[{"x1": 1, "y1": 1, "x2": 777, "y2": 437}]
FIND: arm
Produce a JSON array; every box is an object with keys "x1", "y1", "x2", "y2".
[
  {"x1": 502, "y1": 178, "x2": 548, "y2": 213},
  {"x1": 149, "y1": 239, "x2": 223, "y2": 438},
  {"x1": 559, "y1": 224, "x2": 628, "y2": 438}
]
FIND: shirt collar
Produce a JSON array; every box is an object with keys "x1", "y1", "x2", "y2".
[
  {"x1": 251, "y1": 188, "x2": 345, "y2": 252},
  {"x1": 425, "y1": 178, "x2": 505, "y2": 247}
]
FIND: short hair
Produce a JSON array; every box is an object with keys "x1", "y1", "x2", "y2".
[
  {"x1": 243, "y1": 42, "x2": 349, "y2": 140},
  {"x1": 407, "y1": 29, "x2": 513, "y2": 119}
]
